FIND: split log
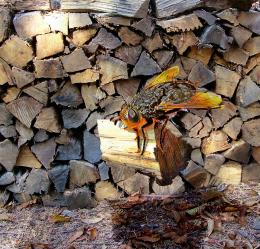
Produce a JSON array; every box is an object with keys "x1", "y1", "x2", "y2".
[
  {"x1": 0, "y1": 0, "x2": 150, "y2": 18},
  {"x1": 97, "y1": 119, "x2": 161, "y2": 174},
  {"x1": 0, "y1": 36, "x2": 33, "y2": 68},
  {"x1": 157, "y1": 14, "x2": 202, "y2": 33}
]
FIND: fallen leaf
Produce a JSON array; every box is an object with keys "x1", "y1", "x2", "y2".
[
  {"x1": 68, "y1": 227, "x2": 84, "y2": 244},
  {"x1": 49, "y1": 214, "x2": 71, "y2": 223},
  {"x1": 201, "y1": 190, "x2": 223, "y2": 202},
  {"x1": 24, "y1": 243, "x2": 50, "y2": 249},
  {"x1": 186, "y1": 204, "x2": 207, "y2": 216},
  {"x1": 206, "y1": 218, "x2": 214, "y2": 237},
  {"x1": 17, "y1": 199, "x2": 38, "y2": 210},
  {"x1": 136, "y1": 234, "x2": 160, "y2": 243},
  {"x1": 86, "y1": 227, "x2": 97, "y2": 240},
  {"x1": 0, "y1": 213, "x2": 13, "y2": 222},
  {"x1": 81, "y1": 216, "x2": 104, "y2": 224},
  {"x1": 238, "y1": 206, "x2": 247, "y2": 225}
]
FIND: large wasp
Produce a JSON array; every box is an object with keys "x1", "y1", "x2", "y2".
[{"x1": 115, "y1": 66, "x2": 222, "y2": 155}]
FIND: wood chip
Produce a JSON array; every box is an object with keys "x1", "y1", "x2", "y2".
[
  {"x1": 242, "y1": 163, "x2": 260, "y2": 183},
  {"x1": 95, "y1": 14, "x2": 131, "y2": 26},
  {"x1": 132, "y1": 16, "x2": 154, "y2": 37},
  {"x1": 25, "y1": 169, "x2": 50, "y2": 194},
  {"x1": 0, "y1": 62, "x2": 8, "y2": 85},
  {"x1": 6, "y1": 97, "x2": 43, "y2": 128},
  {"x1": 243, "y1": 37, "x2": 260, "y2": 56},
  {"x1": 236, "y1": 76, "x2": 260, "y2": 107},
  {"x1": 34, "y1": 58, "x2": 67, "y2": 78},
  {"x1": 242, "y1": 119, "x2": 260, "y2": 146},
  {"x1": 118, "y1": 27, "x2": 143, "y2": 46},
  {"x1": 13, "y1": 11, "x2": 50, "y2": 39},
  {"x1": 211, "y1": 101, "x2": 237, "y2": 129},
  {"x1": 217, "y1": 8, "x2": 239, "y2": 25},
  {"x1": 239, "y1": 103, "x2": 260, "y2": 121},
  {"x1": 252, "y1": 147, "x2": 260, "y2": 164},
  {"x1": 16, "y1": 145, "x2": 42, "y2": 169},
  {"x1": 12, "y1": 67, "x2": 35, "y2": 89},
  {"x1": 194, "y1": 9, "x2": 217, "y2": 25},
  {"x1": 115, "y1": 78, "x2": 140, "y2": 102},
  {"x1": 61, "y1": 48, "x2": 91, "y2": 73},
  {"x1": 44, "y1": 12, "x2": 68, "y2": 35},
  {"x1": 95, "y1": 181, "x2": 121, "y2": 201},
  {"x1": 222, "y1": 117, "x2": 242, "y2": 140},
  {"x1": 81, "y1": 84, "x2": 98, "y2": 111},
  {"x1": 69, "y1": 160, "x2": 99, "y2": 188},
  {"x1": 188, "y1": 62, "x2": 215, "y2": 86},
  {"x1": 70, "y1": 69, "x2": 99, "y2": 84},
  {"x1": 204, "y1": 154, "x2": 225, "y2": 175},
  {"x1": 188, "y1": 46, "x2": 213, "y2": 65},
  {"x1": 202, "y1": 131, "x2": 231, "y2": 155},
  {"x1": 169, "y1": 31, "x2": 198, "y2": 55},
  {"x1": 238, "y1": 11, "x2": 260, "y2": 35},
  {"x1": 0, "y1": 7, "x2": 11, "y2": 43},
  {"x1": 142, "y1": 32, "x2": 163, "y2": 53},
  {"x1": 31, "y1": 138, "x2": 57, "y2": 169},
  {"x1": 153, "y1": 50, "x2": 174, "y2": 69},
  {"x1": 231, "y1": 25, "x2": 252, "y2": 48},
  {"x1": 157, "y1": 14, "x2": 202, "y2": 33},
  {"x1": 131, "y1": 51, "x2": 161, "y2": 76},
  {"x1": 2, "y1": 87, "x2": 20, "y2": 103},
  {"x1": 250, "y1": 65, "x2": 260, "y2": 84},
  {"x1": 215, "y1": 161, "x2": 242, "y2": 185},
  {"x1": 215, "y1": 65, "x2": 241, "y2": 98},
  {"x1": 181, "y1": 160, "x2": 210, "y2": 188},
  {"x1": 36, "y1": 32, "x2": 64, "y2": 59},
  {"x1": 0, "y1": 36, "x2": 33, "y2": 68},
  {"x1": 97, "y1": 55, "x2": 128, "y2": 84},
  {"x1": 62, "y1": 108, "x2": 89, "y2": 129},
  {"x1": 223, "y1": 48, "x2": 249, "y2": 66},
  {"x1": 0, "y1": 139, "x2": 19, "y2": 171},
  {"x1": 89, "y1": 28, "x2": 122, "y2": 50},
  {"x1": 34, "y1": 107, "x2": 62, "y2": 133},
  {"x1": 117, "y1": 172, "x2": 150, "y2": 194},
  {"x1": 115, "y1": 45, "x2": 142, "y2": 65},
  {"x1": 48, "y1": 165, "x2": 69, "y2": 193},
  {"x1": 200, "y1": 25, "x2": 231, "y2": 50},
  {"x1": 51, "y1": 81, "x2": 83, "y2": 107},
  {"x1": 68, "y1": 13, "x2": 92, "y2": 28},
  {"x1": 23, "y1": 82, "x2": 49, "y2": 105},
  {"x1": 243, "y1": 54, "x2": 260, "y2": 74},
  {"x1": 71, "y1": 28, "x2": 97, "y2": 47},
  {"x1": 223, "y1": 140, "x2": 251, "y2": 164},
  {"x1": 181, "y1": 112, "x2": 201, "y2": 130}
]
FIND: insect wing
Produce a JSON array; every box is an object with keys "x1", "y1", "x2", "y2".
[
  {"x1": 145, "y1": 66, "x2": 180, "y2": 89},
  {"x1": 156, "y1": 91, "x2": 223, "y2": 111}
]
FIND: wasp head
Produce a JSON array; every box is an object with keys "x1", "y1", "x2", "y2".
[{"x1": 118, "y1": 104, "x2": 141, "y2": 129}]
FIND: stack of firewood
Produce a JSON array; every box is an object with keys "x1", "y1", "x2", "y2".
[{"x1": 0, "y1": 0, "x2": 259, "y2": 208}]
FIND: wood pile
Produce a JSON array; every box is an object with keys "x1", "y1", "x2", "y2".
[{"x1": 0, "y1": 0, "x2": 259, "y2": 208}]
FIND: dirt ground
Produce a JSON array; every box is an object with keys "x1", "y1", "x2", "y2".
[{"x1": 0, "y1": 183, "x2": 259, "y2": 249}]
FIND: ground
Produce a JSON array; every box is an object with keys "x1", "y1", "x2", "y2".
[{"x1": 0, "y1": 183, "x2": 259, "y2": 249}]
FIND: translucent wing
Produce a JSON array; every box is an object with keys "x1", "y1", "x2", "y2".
[
  {"x1": 156, "y1": 91, "x2": 223, "y2": 111},
  {"x1": 145, "y1": 66, "x2": 180, "y2": 89}
]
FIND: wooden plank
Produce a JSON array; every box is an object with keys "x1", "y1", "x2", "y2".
[
  {"x1": 155, "y1": 0, "x2": 255, "y2": 18},
  {"x1": 0, "y1": 0, "x2": 150, "y2": 18},
  {"x1": 155, "y1": 0, "x2": 202, "y2": 19},
  {"x1": 97, "y1": 119, "x2": 161, "y2": 174}
]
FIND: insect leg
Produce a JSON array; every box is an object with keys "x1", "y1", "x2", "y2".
[
  {"x1": 134, "y1": 128, "x2": 141, "y2": 153},
  {"x1": 140, "y1": 119, "x2": 154, "y2": 155}
]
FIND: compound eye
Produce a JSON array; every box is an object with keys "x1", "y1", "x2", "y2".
[{"x1": 128, "y1": 109, "x2": 139, "y2": 123}]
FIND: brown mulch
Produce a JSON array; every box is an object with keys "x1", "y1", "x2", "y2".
[{"x1": 0, "y1": 183, "x2": 259, "y2": 249}]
